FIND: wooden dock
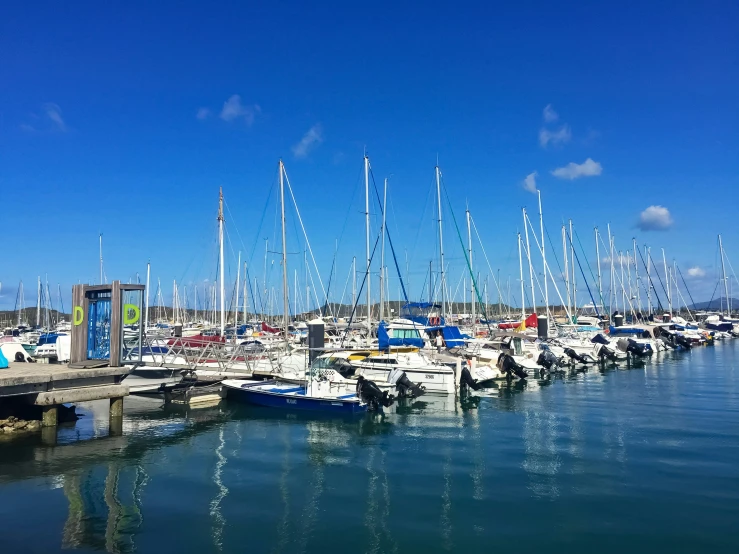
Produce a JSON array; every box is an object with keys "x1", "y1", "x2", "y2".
[{"x1": 0, "y1": 362, "x2": 130, "y2": 430}]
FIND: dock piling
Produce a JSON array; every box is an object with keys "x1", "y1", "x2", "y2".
[{"x1": 41, "y1": 405, "x2": 58, "y2": 427}]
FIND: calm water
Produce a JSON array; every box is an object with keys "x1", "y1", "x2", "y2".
[{"x1": 1, "y1": 342, "x2": 738, "y2": 553}]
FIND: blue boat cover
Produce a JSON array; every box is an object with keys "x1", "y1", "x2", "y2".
[
  {"x1": 441, "y1": 326, "x2": 469, "y2": 347},
  {"x1": 0, "y1": 349, "x2": 8, "y2": 369},
  {"x1": 378, "y1": 321, "x2": 425, "y2": 351}
]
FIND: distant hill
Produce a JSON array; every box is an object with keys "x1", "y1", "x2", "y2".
[{"x1": 688, "y1": 298, "x2": 739, "y2": 311}]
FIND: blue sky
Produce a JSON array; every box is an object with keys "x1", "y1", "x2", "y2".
[{"x1": 2, "y1": 1, "x2": 738, "y2": 313}]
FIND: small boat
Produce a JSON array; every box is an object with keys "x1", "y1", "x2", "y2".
[{"x1": 222, "y1": 379, "x2": 367, "y2": 414}]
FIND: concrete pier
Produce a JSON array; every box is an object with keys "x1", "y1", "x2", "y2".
[{"x1": 0, "y1": 362, "x2": 130, "y2": 436}]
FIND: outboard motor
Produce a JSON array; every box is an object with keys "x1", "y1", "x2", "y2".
[
  {"x1": 497, "y1": 353, "x2": 528, "y2": 380},
  {"x1": 591, "y1": 333, "x2": 610, "y2": 346},
  {"x1": 675, "y1": 334, "x2": 692, "y2": 349},
  {"x1": 356, "y1": 376, "x2": 395, "y2": 411},
  {"x1": 625, "y1": 339, "x2": 653, "y2": 357},
  {"x1": 594, "y1": 343, "x2": 618, "y2": 361},
  {"x1": 387, "y1": 368, "x2": 425, "y2": 398},
  {"x1": 459, "y1": 365, "x2": 481, "y2": 393},
  {"x1": 563, "y1": 347, "x2": 594, "y2": 364},
  {"x1": 536, "y1": 349, "x2": 561, "y2": 371}
]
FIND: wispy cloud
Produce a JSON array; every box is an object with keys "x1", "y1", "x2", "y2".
[
  {"x1": 551, "y1": 158, "x2": 602, "y2": 180},
  {"x1": 602, "y1": 253, "x2": 633, "y2": 265},
  {"x1": 521, "y1": 171, "x2": 538, "y2": 194},
  {"x1": 196, "y1": 107, "x2": 211, "y2": 120},
  {"x1": 219, "y1": 95, "x2": 261, "y2": 125},
  {"x1": 543, "y1": 104, "x2": 558, "y2": 123},
  {"x1": 292, "y1": 124, "x2": 323, "y2": 159},
  {"x1": 637, "y1": 205, "x2": 673, "y2": 231},
  {"x1": 687, "y1": 266, "x2": 706, "y2": 278},
  {"x1": 21, "y1": 103, "x2": 67, "y2": 132},
  {"x1": 539, "y1": 125, "x2": 571, "y2": 148}
]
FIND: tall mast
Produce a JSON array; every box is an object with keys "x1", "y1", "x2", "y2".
[
  {"x1": 523, "y1": 209, "x2": 536, "y2": 315},
  {"x1": 36, "y1": 276, "x2": 41, "y2": 327},
  {"x1": 569, "y1": 219, "x2": 576, "y2": 315},
  {"x1": 194, "y1": 284, "x2": 198, "y2": 323},
  {"x1": 719, "y1": 235, "x2": 729, "y2": 317},
  {"x1": 99, "y1": 233, "x2": 104, "y2": 285},
  {"x1": 235, "y1": 251, "x2": 241, "y2": 330},
  {"x1": 145, "y1": 260, "x2": 151, "y2": 329},
  {"x1": 435, "y1": 165, "x2": 445, "y2": 318},
  {"x1": 518, "y1": 233, "x2": 525, "y2": 320},
  {"x1": 279, "y1": 160, "x2": 290, "y2": 341},
  {"x1": 364, "y1": 155, "x2": 371, "y2": 327},
  {"x1": 538, "y1": 191, "x2": 548, "y2": 318},
  {"x1": 563, "y1": 226, "x2": 571, "y2": 320},
  {"x1": 379, "y1": 177, "x2": 388, "y2": 322},
  {"x1": 218, "y1": 187, "x2": 225, "y2": 336},
  {"x1": 466, "y1": 207, "x2": 475, "y2": 327},
  {"x1": 633, "y1": 239, "x2": 640, "y2": 317},
  {"x1": 352, "y1": 256, "x2": 356, "y2": 312},
  {"x1": 662, "y1": 248, "x2": 671, "y2": 316},
  {"x1": 607, "y1": 224, "x2": 614, "y2": 315},
  {"x1": 243, "y1": 262, "x2": 248, "y2": 326},
  {"x1": 595, "y1": 228, "x2": 602, "y2": 316}
]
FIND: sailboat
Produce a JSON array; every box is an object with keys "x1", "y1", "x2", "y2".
[{"x1": 222, "y1": 160, "x2": 368, "y2": 413}]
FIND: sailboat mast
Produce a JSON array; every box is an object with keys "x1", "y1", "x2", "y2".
[
  {"x1": 518, "y1": 232, "x2": 525, "y2": 321},
  {"x1": 435, "y1": 165, "x2": 445, "y2": 318},
  {"x1": 364, "y1": 155, "x2": 371, "y2": 327},
  {"x1": 662, "y1": 248, "x2": 671, "y2": 316},
  {"x1": 279, "y1": 161, "x2": 290, "y2": 341},
  {"x1": 569, "y1": 220, "x2": 576, "y2": 316},
  {"x1": 466, "y1": 207, "x2": 474, "y2": 328},
  {"x1": 523, "y1": 209, "x2": 536, "y2": 315},
  {"x1": 379, "y1": 177, "x2": 387, "y2": 322},
  {"x1": 352, "y1": 256, "x2": 356, "y2": 313},
  {"x1": 633, "y1": 239, "x2": 641, "y2": 316},
  {"x1": 218, "y1": 187, "x2": 225, "y2": 336},
  {"x1": 235, "y1": 251, "x2": 241, "y2": 330},
  {"x1": 145, "y1": 260, "x2": 151, "y2": 329},
  {"x1": 99, "y1": 233, "x2": 104, "y2": 285},
  {"x1": 538, "y1": 191, "x2": 548, "y2": 318},
  {"x1": 719, "y1": 234, "x2": 730, "y2": 316},
  {"x1": 563, "y1": 226, "x2": 571, "y2": 320},
  {"x1": 36, "y1": 276, "x2": 41, "y2": 327}
]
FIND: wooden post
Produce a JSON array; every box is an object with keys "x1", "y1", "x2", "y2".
[
  {"x1": 41, "y1": 405, "x2": 58, "y2": 427},
  {"x1": 70, "y1": 285, "x2": 87, "y2": 364},
  {"x1": 110, "y1": 281, "x2": 122, "y2": 367},
  {"x1": 109, "y1": 396, "x2": 123, "y2": 418}
]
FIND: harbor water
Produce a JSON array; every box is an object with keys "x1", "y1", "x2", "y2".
[{"x1": 1, "y1": 342, "x2": 737, "y2": 553}]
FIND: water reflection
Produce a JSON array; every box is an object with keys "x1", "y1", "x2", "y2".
[{"x1": 0, "y1": 343, "x2": 737, "y2": 553}]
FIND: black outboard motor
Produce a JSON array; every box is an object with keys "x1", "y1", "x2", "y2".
[
  {"x1": 595, "y1": 343, "x2": 618, "y2": 361},
  {"x1": 388, "y1": 368, "x2": 425, "y2": 398},
  {"x1": 459, "y1": 365, "x2": 481, "y2": 392},
  {"x1": 536, "y1": 349, "x2": 561, "y2": 371},
  {"x1": 497, "y1": 353, "x2": 528, "y2": 380},
  {"x1": 675, "y1": 334, "x2": 692, "y2": 349},
  {"x1": 356, "y1": 376, "x2": 395, "y2": 411},
  {"x1": 625, "y1": 339, "x2": 653, "y2": 357},
  {"x1": 564, "y1": 347, "x2": 593, "y2": 364}
]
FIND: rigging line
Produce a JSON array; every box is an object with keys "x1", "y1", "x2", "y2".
[
  {"x1": 336, "y1": 259, "x2": 354, "y2": 314},
  {"x1": 282, "y1": 167, "x2": 332, "y2": 316},
  {"x1": 340, "y1": 231, "x2": 382, "y2": 347},
  {"x1": 635, "y1": 245, "x2": 664, "y2": 311},
  {"x1": 647, "y1": 249, "x2": 670, "y2": 308},
  {"x1": 675, "y1": 264, "x2": 698, "y2": 314},
  {"x1": 469, "y1": 215, "x2": 508, "y2": 305},
  {"x1": 406, "y1": 172, "x2": 435, "y2": 271},
  {"x1": 573, "y1": 227, "x2": 608, "y2": 312},
  {"x1": 564, "y1": 226, "x2": 601, "y2": 318},
  {"x1": 706, "y1": 279, "x2": 720, "y2": 312},
  {"x1": 368, "y1": 167, "x2": 409, "y2": 302},
  {"x1": 439, "y1": 178, "x2": 493, "y2": 333}
]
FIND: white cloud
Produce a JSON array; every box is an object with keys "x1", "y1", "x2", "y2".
[
  {"x1": 521, "y1": 171, "x2": 538, "y2": 194},
  {"x1": 292, "y1": 124, "x2": 323, "y2": 159},
  {"x1": 687, "y1": 266, "x2": 706, "y2": 278},
  {"x1": 551, "y1": 158, "x2": 602, "y2": 180},
  {"x1": 196, "y1": 107, "x2": 211, "y2": 120},
  {"x1": 602, "y1": 253, "x2": 632, "y2": 265},
  {"x1": 539, "y1": 125, "x2": 571, "y2": 148},
  {"x1": 637, "y1": 205, "x2": 673, "y2": 231},
  {"x1": 21, "y1": 103, "x2": 66, "y2": 132},
  {"x1": 44, "y1": 103, "x2": 66, "y2": 131},
  {"x1": 543, "y1": 104, "x2": 558, "y2": 123},
  {"x1": 220, "y1": 95, "x2": 260, "y2": 125}
]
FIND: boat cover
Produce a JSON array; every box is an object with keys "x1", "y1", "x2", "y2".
[
  {"x1": 441, "y1": 326, "x2": 469, "y2": 348},
  {"x1": 378, "y1": 321, "x2": 424, "y2": 350}
]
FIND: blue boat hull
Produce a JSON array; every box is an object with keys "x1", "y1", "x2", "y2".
[{"x1": 226, "y1": 383, "x2": 367, "y2": 414}]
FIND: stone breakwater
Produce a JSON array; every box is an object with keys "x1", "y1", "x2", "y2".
[{"x1": 0, "y1": 416, "x2": 41, "y2": 435}]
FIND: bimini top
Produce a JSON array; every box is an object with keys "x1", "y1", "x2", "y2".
[{"x1": 378, "y1": 321, "x2": 425, "y2": 350}]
